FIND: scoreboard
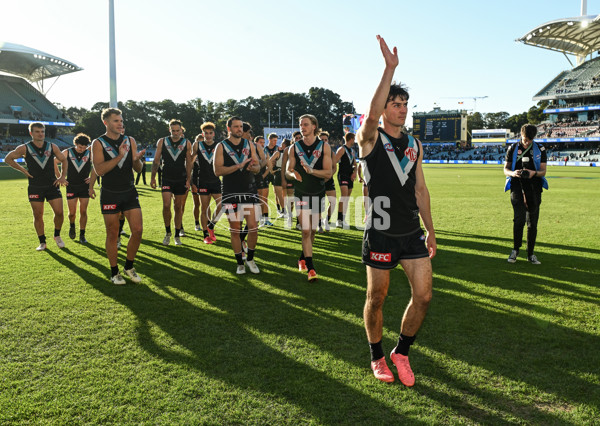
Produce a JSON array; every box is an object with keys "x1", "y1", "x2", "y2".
[{"x1": 413, "y1": 112, "x2": 462, "y2": 142}]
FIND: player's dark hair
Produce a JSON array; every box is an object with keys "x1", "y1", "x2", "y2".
[
  {"x1": 319, "y1": 130, "x2": 330, "y2": 138},
  {"x1": 268, "y1": 133, "x2": 278, "y2": 140},
  {"x1": 254, "y1": 136, "x2": 264, "y2": 144},
  {"x1": 344, "y1": 132, "x2": 355, "y2": 142},
  {"x1": 74, "y1": 133, "x2": 91, "y2": 146},
  {"x1": 293, "y1": 131, "x2": 301, "y2": 138},
  {"x1": 227, "y1": 116, "x2": 243, "y2": 128},
  {"x1": 386, "y1": 82, "x2": 410, "y2": 107},
  {"x1": 521, "y1": 123, "x2": 537, "y2": 141},
  {"x1": 282, "y1": 138, "x2": 291, "y2": 148},
  {"x1": 243, "y1": 122, "x2": 252, "y2": 133}
]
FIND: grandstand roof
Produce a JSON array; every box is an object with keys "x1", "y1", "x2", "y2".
[
  {"x1": 0, "y1": 42, "x2": 82, "y2": 82},
  {"x1": 517, "y1": 15, "x2": 600, "y2": 58}
]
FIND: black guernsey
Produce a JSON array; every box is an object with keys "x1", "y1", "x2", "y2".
[
  {"x1": 293, "y1": 139, "x2": 325, "y2": 195},
  {"x1": 66, "y1": 147, "x2": 91, "y2": 186},
  {"x1": 161, "y1": 136, "x2": 188, "y2": 181},
  {"x1": 195, "y1": 141, "x2": 219, "y2": 184},
  {"x1": 220, "y1": 138, "x2": 254, "y2": 195},
  {"x1": 361, "y1": 128, "x2": 421, "y2": 236},
  {"x1": 24, "y1": 141, "x2": 55, "y2": 187},
  {"x1": 338, "y1": 145, "x2": 355, "y2": 176},
  {"x1": 98, "y1": 134, "x2": 134, "y2": 191}
]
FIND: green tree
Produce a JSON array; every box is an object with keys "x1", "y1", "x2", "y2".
[{"x1": 527, "y1": 100, "x2": 549, "y2": 124}]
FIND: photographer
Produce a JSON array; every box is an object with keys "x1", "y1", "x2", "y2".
[{"x1": 504, "y1": 123, "x2": 548, "y2": 264}]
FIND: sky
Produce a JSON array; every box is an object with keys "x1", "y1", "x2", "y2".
[{"x1": 1, "y1": 0, "x2": 598, "y2": 127}]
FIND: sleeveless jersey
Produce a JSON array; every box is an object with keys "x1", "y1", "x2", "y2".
[
  {"x1": 24, "y1": 141, "x2": 55, "y2": 187},
  {"x1": 161, "y1": 136, "x2": 188, "y2": 181},
  {"x1": 338, "y1": 145, "x2": 355, "y2": 176},
  {"x1": 220, "y1": 138, "x2": 254, "y2": 194},
  {"x1": 265, "y1": 145, "x2": 279, "y2": 170},
  {"x1": 293, "y1": 139, "x2": 325, "y2": 195},
  {"x1": 195, "y1": 141, "x2": 219, "y2": 184},
  {"x1": 361, "y1": 128, "x2": 420, "y2": 236},
  {"x1": 66, "y1": 147, "x2": 91, "y2": 186},
  {"x1": 98, "y1": 134, "x2": 134, "y2": 191}
]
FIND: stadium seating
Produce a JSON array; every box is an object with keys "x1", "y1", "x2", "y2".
[
  {"x1": 0, "y1": 75, "x2": 66, "y2": 121},
  {"x1": 535, "y1": 57, "x2": 600, "y2": 98}
]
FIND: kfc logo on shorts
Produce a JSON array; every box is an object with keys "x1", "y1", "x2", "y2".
[
  {"x1": 29, "y1": 194, "x2": 40, "y2": 199},
  {"x1": 199, "y1": 188, "x2": 207, "y2": 193},
  {"x1": 162, "y1": 186, "x2": 171, "y2": 190},
  {"x1": 370, "y1": 251, "x2": 391, "y2": 262},
  {"x1": 224, "y1": 203, "x2": 237, "y2": 210},
  {"x1": 67, "y1": 193, "x2": 74, "y2": 197},
  {"x1": 405, "y1": 147, "x2": 417, "y2": 162},
  {"x1": 103, "y1": 204, "x2": 117, "y2": 210},
  {"x1": 296, "y1": 200, "x2": 308, "y2": 206},
  {"x1": 341, "y1": 180, "x2": 348, "y2": 185}
]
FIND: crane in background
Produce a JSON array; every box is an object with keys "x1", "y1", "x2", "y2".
[{"x1": 441, "y1": 96, "x2": 488, "y2": 112}]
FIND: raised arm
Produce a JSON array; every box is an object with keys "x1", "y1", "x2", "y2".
[{"x1": 356, "y1": 35, "x2": 398, "y2": 157}]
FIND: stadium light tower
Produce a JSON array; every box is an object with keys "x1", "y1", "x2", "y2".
[{"x1": 108, "y1": 0, "x2": 118, "y2": 108}]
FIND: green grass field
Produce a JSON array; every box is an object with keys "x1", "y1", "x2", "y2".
[{"x1": 0, "y1": 164, "x2": 598, "y2": 424}]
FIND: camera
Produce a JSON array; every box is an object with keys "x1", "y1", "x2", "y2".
[{"x1": 520, "y1": 169, "x2": 530, "y2": 178}]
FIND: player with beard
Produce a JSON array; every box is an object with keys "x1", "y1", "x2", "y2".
[
  {"x1": 151, "y1": 119, "x2": 193, "y2": 246},
  {"x1": 214, "y1": 117, "x2": 261, "y2": 274},
  {"x1": 90, "y1": 108, "x2": 146, "y2": 285}
]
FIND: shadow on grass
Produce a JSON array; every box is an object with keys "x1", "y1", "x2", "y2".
[
  {"x1": 46, "y1": 225, "x2": 599, "y2": 423},
  {"x1": 52, "y1": 235, "x2": 407, "y2": 423}
]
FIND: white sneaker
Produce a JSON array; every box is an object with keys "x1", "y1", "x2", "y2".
[
  {"x1": 236, "y1": 264, "x2": 246, "y2": 275},
  {"x1": 324, "y1": 220, "x2": 330, "y2": 232},
  {"x1": 174, "y1": 236, "x2": 182, "y2": 246},
  {"x1": 245, "y1": 259, "x2": 260, "y2": 274},
  {"x1": 179, "y1": 229, "x2": 186, "y2": 237},
  {"x1": 36, "y1": 243, "x2": 46, "y2": 251},
  {"x1": 528, "y1": 255, "x2": 541, "y2": 265},
  {"x1": 111, "y1": 274, "x2": 126, "y2": 285},
  {"x1": 54, "y1": 236, "x2": 65, "y2": 249},
  {"x1": 277, "y1": 211, "x2": 285, "y2": 218},
  {"x1": 336, "y1": 220, "x2": 343, "y2": 228},
  {"x1": 342, "y1": 221, "x2": 350, "y2": 230},
  {"x1": 123, "y1": 268, "x2": 142, "y2": 283},
  {"x1": 162, "y1": 233, "x2": 171, "y2": 246}
]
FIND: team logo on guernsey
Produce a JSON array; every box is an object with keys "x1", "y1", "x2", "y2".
[
  {"x1": 98, "y1": 136, "x2": 130, "y2": 168},
  {"x1": 163, "y1": 137, "x2": 186, "y2": 162},
  {"x1": 405, "y1": 147, "x2": 417, "y2": 162},
  {"x1": 103, "y1": 204, "x2": 117, "y2": 210},
  {"x1": 295, "y1": 140, "x2": 324, "y2": 169},
  {"x1": 69, "y1": 148, "x2": 90, "y2": 173},
  {"x1": 379, "y1": 133, "x2": 418, "y2": 187},
  {"x1": 370, "y1": 251, "x2": 391, "y2": 262},
  {"x1": 197, "y1": 141, "x2": 215, "y2": 164},
  {"x1": 221, "y1": 139, "x2": 250, "y2": 165},
  {"x1": 26, "y1": 141, "x2": 52, "y2": 169}
]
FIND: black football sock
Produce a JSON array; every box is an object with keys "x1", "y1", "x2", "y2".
[
  {"x1": 111, "y1": 265, "x2": 119, "y2": 277},
  {"x1": 165, "y1": 226, "x2": 171, "y2": 235},
  {"x1": 124, "y1": 259, "x2": 134, "y2": 271},
  {"x1": 234, "y1": 252, "x2": 244, "y2": 265},
  {"x1": 305, "y1": 256, "x2": 315, "y2": 271},
  {"x1": 369, "y1": 340, "x2": 385, "y2": 361},
  {"x1": 38, "y1": 235, "x2": 46, "y2": 244},
  {"x1": 54, "y1": 229, "x2": 61, "y2": 237},
  {"x1": 247, "y1": 249, "x2": 255, "y2": 261},
  {"x1": 394, "y1": 334, "x2": 416, "y2": 356}
]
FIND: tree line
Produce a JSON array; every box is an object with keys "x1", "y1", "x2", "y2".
[
  {"x1": 62, "y1": 88, "x2": 354, "y2": 148},
  {"x1": 466, "y1": 101, "x2": 549, "y2": 136}
]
